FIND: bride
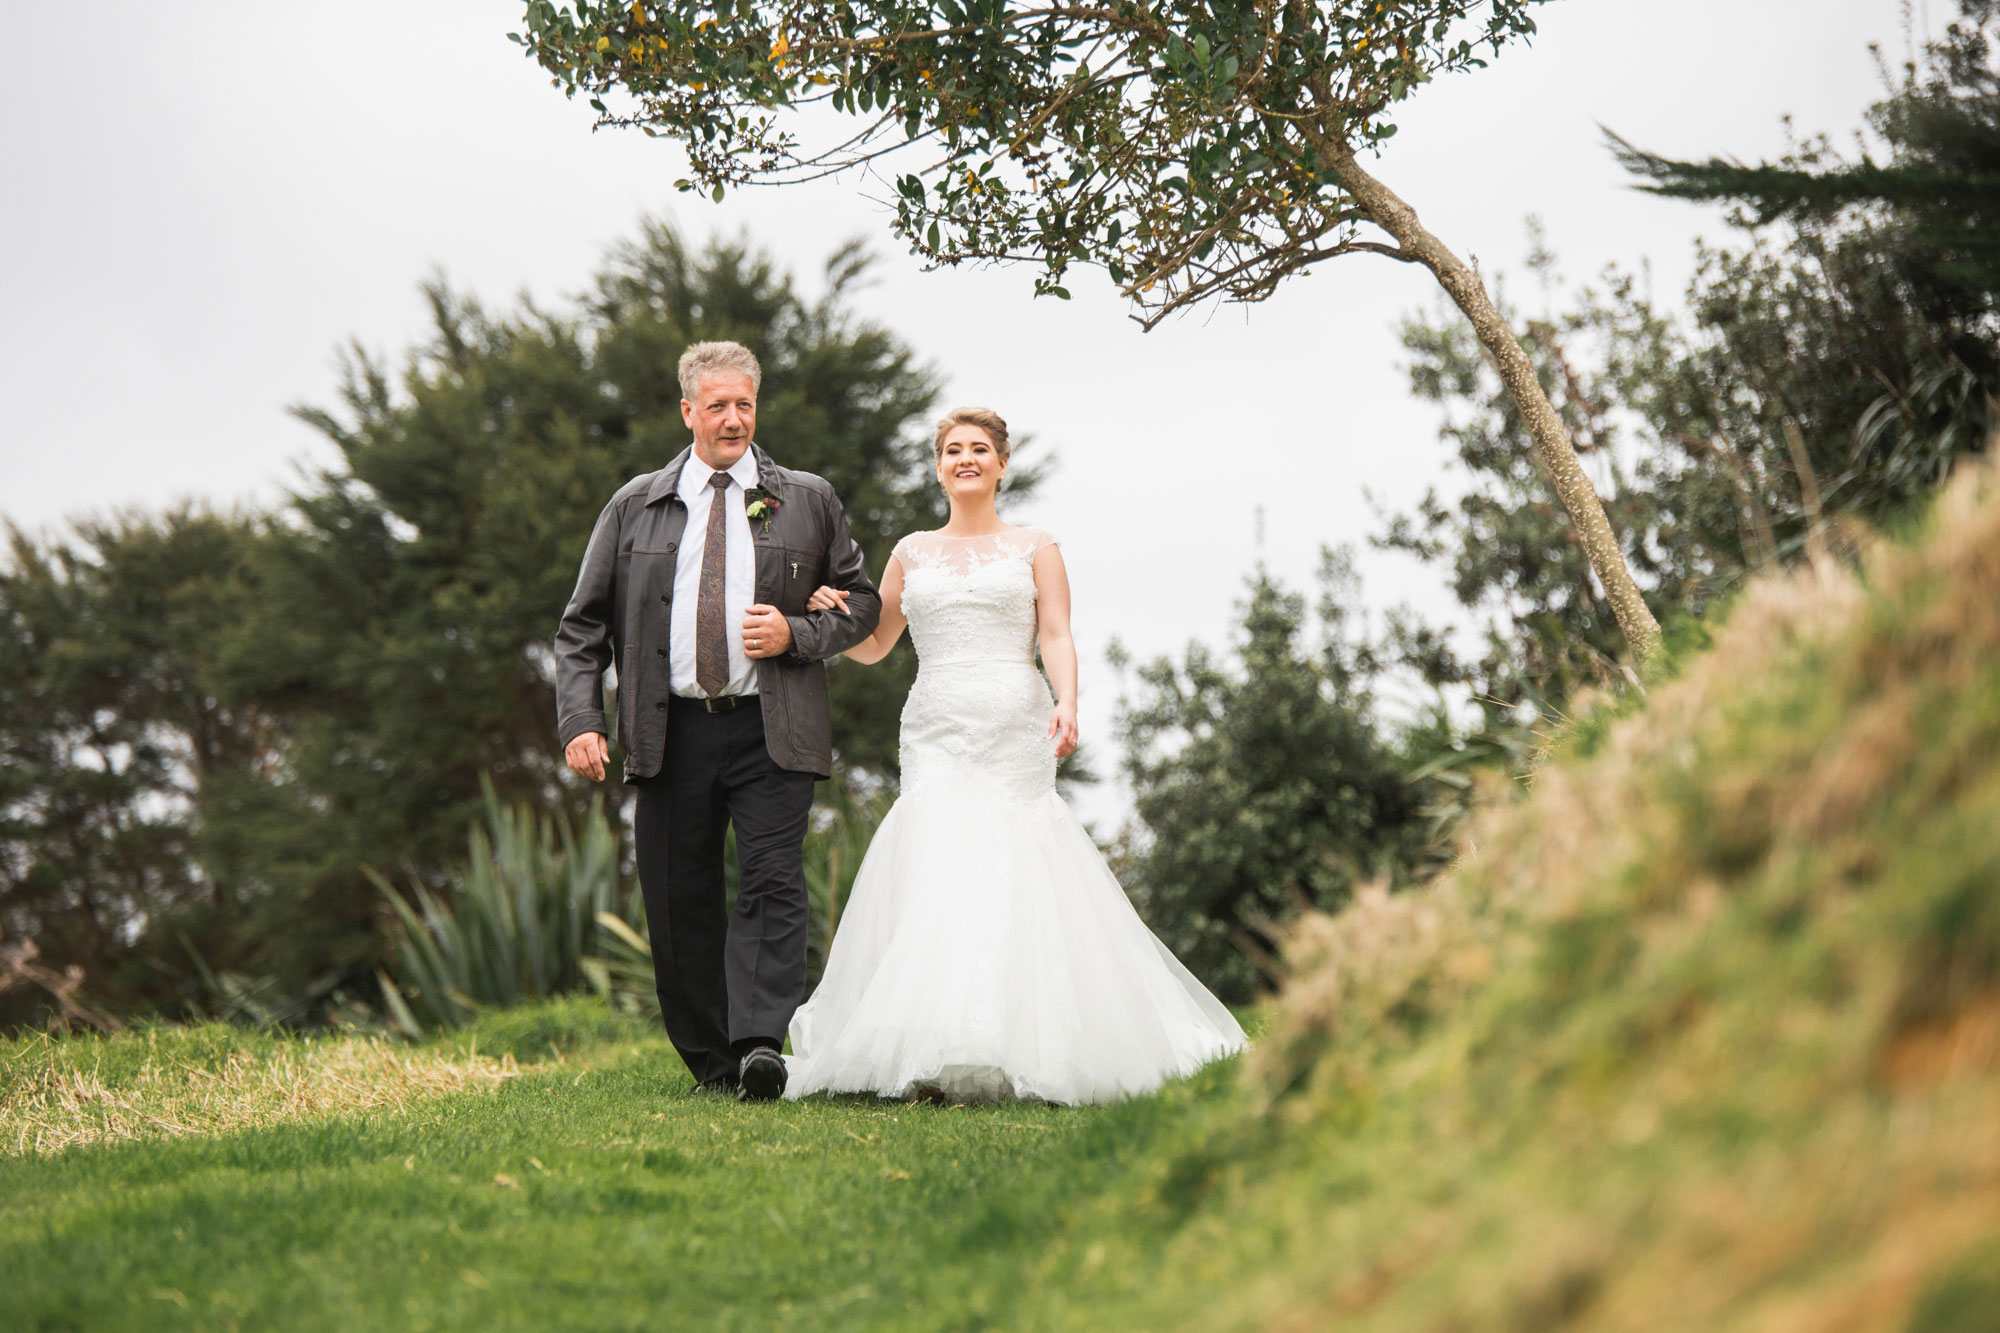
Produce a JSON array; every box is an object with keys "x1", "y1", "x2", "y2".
[{"x1": 784, "y1": 406, "x2": 1245, "y2": 1104}]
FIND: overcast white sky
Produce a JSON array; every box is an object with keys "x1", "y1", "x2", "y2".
[{"x1": 0, "y1": 1, "x2": 1924, "y2": 824}]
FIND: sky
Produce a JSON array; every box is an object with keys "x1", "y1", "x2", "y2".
[{"x1": 0, "y1": 1, "x2": 1927, "y2": 827}]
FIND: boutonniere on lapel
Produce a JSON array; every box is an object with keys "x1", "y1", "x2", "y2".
[{"x1": 743, "y1": 485, "x2": 783, "y2": 534}]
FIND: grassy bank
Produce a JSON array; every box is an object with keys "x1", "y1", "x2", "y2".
[{"x1": 1000, "y1": 457, "x2": 2000, "y2": 1329}]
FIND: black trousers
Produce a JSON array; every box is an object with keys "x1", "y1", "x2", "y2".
[{"x1": 631, "y1": 697, "x2": 816, "y2": 1087}]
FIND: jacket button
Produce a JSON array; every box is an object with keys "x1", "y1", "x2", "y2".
[
  {"x1": 656, "y1": 701, "x2": 667, "y2": 711},
  {"x1": 656, "y1": 648, "x2": 666, "y2": 658},
  {"x1": 659, "y1": 594, "x2": 669, "y2": 604}
]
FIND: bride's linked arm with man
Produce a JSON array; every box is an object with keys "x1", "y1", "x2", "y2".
[{"x1": 805, "y1": 541, "x2": 1080, "y2": 761}]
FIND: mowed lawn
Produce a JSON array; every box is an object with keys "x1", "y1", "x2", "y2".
[{"x1": 0, "y1": 1000, "x2": 1246, "y2": 1332}]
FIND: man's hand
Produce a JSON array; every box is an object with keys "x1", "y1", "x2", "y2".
[
  {"x1": 742, "y1": 604, "x2": 794, "y2": 659},
  {"x1": 565, "y1": 731, "x2": 610, "y2": 782}
]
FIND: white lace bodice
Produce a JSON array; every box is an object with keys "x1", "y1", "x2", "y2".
[
  {"x1": 895, "y1": 529, "x2": 1055, "y2": 664},
  {"x1": 891, "y1": 528, "x2": 1059, "y2": 801}
]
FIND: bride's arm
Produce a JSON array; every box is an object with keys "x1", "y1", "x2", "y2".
[
  {"x1": 808, "y1": 555, "x2": 908, "y2": 664},
  {"x1": 1033, "y1": 546, "x2": 1080, "y2": 759}
]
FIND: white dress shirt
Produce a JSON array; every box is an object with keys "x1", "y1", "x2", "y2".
[{"x1": 670, "y1": 449, "x2": 760, "y2": 698}]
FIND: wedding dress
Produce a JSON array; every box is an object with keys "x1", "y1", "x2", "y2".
[{"x1": 784, "y1": 528, "x2": 1246, "y2": 1104}]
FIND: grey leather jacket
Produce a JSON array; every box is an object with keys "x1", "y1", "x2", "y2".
[{"x1": 553, "y1": 444, "x2": 883, "y2": 780}]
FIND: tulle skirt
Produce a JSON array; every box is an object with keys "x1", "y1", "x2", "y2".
[{"x1": 784, "y1": 778, "x2": 1247, "y2": 1105}]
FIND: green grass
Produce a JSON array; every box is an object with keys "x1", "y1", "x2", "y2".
[{"x1": 0, "y1": 1002, "x2": 1249, "y2": 1331}]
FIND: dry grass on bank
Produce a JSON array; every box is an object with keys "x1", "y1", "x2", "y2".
[
  {"x1": 1190, "y1": 454, "x2": 2000, "y2": 1331},
  {"x1": 1, "y1": 1026, "x2": 525, "y2": 1157}
]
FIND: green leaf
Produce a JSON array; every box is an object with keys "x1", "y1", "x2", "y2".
[
  {"x1": 927, "y1": 220, "x2": 941, "y2": 250},
  {"x1": 712, "y1": 182, "x2": 726, "y2": 203},
  {"x1": 510, "y1": 0, "x2": 1559, "y2": 331}
]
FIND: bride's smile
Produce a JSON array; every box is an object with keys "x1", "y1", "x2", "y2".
[{"x1": 938, "y1": 428, "x2": 1005, "y2": 498}]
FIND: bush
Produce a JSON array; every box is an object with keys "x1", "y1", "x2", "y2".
[
  {"x1": 374, "y1": 779, "x2": 637, "y2": 1034},
  {"x1": 376, "y1": 779, "x2": 892, "y2": 1035}
]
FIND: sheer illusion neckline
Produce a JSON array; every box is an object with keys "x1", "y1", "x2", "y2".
[{"x1": 895, "y1": 526, "x2": 1055, "y2": 575}]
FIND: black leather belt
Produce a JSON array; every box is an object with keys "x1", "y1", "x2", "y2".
[{"x1": 669, "y1": 693, "x2": 760, "y2": 714}]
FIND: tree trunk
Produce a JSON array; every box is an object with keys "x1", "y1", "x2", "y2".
[{"x1": 1324, "y1": 144, "x2": 1666, "y2": 665}]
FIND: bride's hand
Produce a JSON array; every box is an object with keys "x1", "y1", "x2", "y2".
[
  {"x1": 1047, "y1": 701, "x2": 1079, "y2": 760},
  {"x1": 806, "y1": 585, "x2": 851, "y2": 613}
]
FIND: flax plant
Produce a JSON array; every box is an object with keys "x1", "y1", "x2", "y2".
[
  {"x1": 379, "y1": 779, "x2": 891, "y2": 1033},
  {"x1": 373, "y1": 779, "x2": 638, "y2": 1035}
]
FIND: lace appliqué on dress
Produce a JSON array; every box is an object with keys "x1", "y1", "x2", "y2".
[
  {"x1": 891, "y1": 529, "x2": 1059, "y2": 804},
  {"x1": 891, "y1": 528, "x2": 1054, "y2": 575}
]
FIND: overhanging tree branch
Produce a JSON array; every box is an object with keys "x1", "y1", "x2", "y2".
[{"x1": 515, "y1": 0, "x2": 1664, "y2": 661}]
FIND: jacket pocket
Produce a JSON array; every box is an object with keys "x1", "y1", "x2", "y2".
[
  {"x1": 779, "y1": 544, "x2": 824, "y2": 612},
  {"x1": 754, "y1": 544, "x2": 790, "y2": 608},
  {"x1": 614, "y1": 644, "x2": 634, "y2": 748},
  {"x1": 626, "y1": 545, "x2": 677, "y2": 588},
  {"x1": 794, "y1": 662, "x2": 830, "y2": 764}
]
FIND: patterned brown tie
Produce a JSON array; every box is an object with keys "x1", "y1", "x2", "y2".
[{"x1": 695, "y1": 470, "x2": 733, "y2": 697}]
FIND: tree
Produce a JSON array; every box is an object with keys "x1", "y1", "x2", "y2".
[
  {"x1": 217, "y1": 224, "x2": 958, "y2": 1005},
  {"x1": 514, "y1": 0, "x2": 1666, "y2": 665},
  {"x1": 1112, "y1": 552, "x2": 1434, "y2": 1001},
  {"x1": 1612, "y1": 0, "x2": 2000, "y2": 342},
  {"x1": 1609, "y1": 0, "x2": 1999, "y2": 516},
  {"x1": 0, "y1": 509, "x2": 268, "y2": 1028},
  {"x1": 1385, "y1": 6, "x2": 2000, "y2": 705},
  {"x1": 1380, "y1": 247, "x2": 1652, "y2": 701},
  {"x1": 1387, "y1": 221, "x2": 1994, "y2": 705},
  {"x1": 1, "y1": 223, "x2": 971, "y2": 1027}
]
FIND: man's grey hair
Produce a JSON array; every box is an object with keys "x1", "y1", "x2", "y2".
[{"x1": 677, "y1": 341, "x2": 763, "y2": 402}]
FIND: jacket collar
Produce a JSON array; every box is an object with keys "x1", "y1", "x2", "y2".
[{"x1": 644, "y1": 442, "x2": 786, "y2": 506}]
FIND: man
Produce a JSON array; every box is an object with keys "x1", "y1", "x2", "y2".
[{"x1": 553, "y1": 340, "x2": 882, "y2": 1100}]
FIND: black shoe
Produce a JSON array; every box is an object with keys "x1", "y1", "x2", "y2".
[{"x1": 736, "y1": 1047, "x2": 787, "y2": 1101}]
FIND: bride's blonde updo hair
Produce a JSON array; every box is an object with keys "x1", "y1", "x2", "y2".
[{"x1": 932, "y1": 406, "x2": 1011, "y2": 463}]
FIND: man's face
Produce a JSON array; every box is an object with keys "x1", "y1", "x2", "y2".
[{"x1": 682, "y1": 371, "x2": 758, "y2": 469}]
